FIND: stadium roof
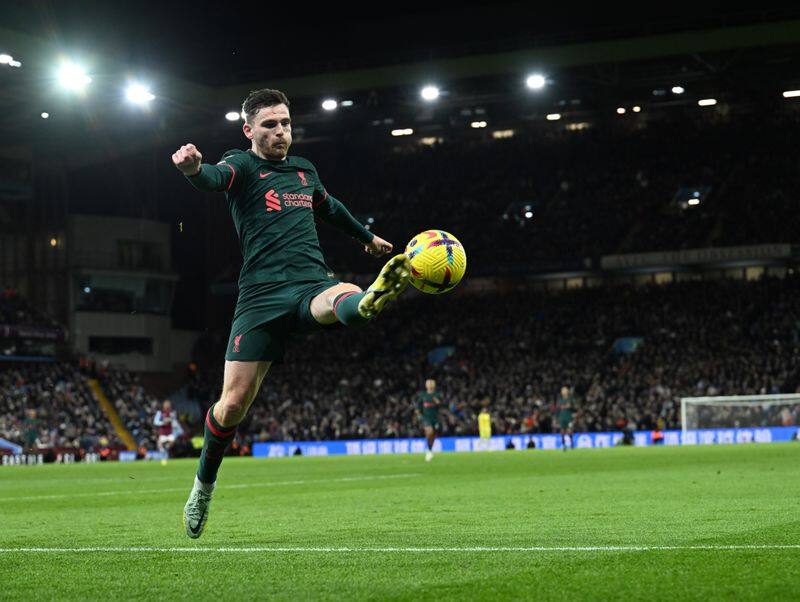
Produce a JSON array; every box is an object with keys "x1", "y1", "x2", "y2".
[{"x1": 2, "y1": 4, "x2": 800, "y2": 167}]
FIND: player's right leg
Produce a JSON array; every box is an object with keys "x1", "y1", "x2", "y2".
[
  {"x1": 424, "y1": 425, "x2": 436, "y2": 461},
  {"x1": 311, "y1": 255, "x2": 410, "y2": 328},
  {"x1": 184, "y1": 359, "x2": 270, "y2": 539}
]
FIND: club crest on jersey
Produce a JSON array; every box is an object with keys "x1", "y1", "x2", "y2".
[
  {"x1": 297, "y1": 170, "x2": 308, "y2": 187},
  {"x1": 233, "y1": 334, "x2": 243, "y2": 353},
  {"x1": 265, "y1": 189, "x2": 281, "y2": 212}
]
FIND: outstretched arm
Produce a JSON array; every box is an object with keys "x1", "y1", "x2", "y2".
[
  {"x1": 314, "y1": 193, "x2": 393, "y2": 257},
  {"x1": 172, "y1": 144, "x2": 236, "y2": 192}
]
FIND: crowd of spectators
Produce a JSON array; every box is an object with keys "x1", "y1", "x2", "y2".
[
  {"x1": 1, "y1": 275, "x2": 797, "y2": 452},
  {"x1": 0, "y1": 362, "x2": 118, "y2": 452},
  {"x1": 303, "y1": 106, "x2": 800, "y2": 276},
  {"x1": 186, "y1": 275, "x2": 800, "y2": 445}
]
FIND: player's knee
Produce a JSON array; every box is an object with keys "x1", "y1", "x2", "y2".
[{"x1": 217, "y1": 387, "x2": 253, "y2": 422}]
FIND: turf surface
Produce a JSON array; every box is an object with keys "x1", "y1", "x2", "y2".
[{"x1": 1, "y1": 444, "x2": 798, "y2": 600}]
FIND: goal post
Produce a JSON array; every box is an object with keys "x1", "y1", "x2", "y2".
[{"x1": 680, "y1": 393, "x2": 800, "y2": 433}]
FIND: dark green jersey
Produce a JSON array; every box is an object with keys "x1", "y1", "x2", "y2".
[
  {"x1": 416, "y1": 391, "x2": 444, "y2": 417},
  {"x1": 185, "y1": 149, "x2": 373, "y2": 288}
]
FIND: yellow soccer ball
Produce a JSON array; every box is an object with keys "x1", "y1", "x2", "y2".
[{"x1": 404, "y1": 230, "x2": 467, "y2": 294}]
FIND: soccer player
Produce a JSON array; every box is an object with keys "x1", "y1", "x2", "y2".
[
  {"x1": 415, "y1": 379, "x2": 445, "y2": 461},
  {"x1": 172, "y1": 89, "x2": 411, "y2": 538},
  {"x1": 153, "y1": 399, "x2": 182, "y2": 462},
  {"x1": 556, "y1": 386, "x2": 576, "y2": 451},
  {"x1": 477, "y1": 402, "x2": 492, "y2": 451}
]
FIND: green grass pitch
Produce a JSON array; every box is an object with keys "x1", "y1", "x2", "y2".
[{"x1": 1, "y1": 444, "x2": 798, "y2": 600}]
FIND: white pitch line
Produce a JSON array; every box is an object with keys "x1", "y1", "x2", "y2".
[
  {"x1": 0, "y1": 473, "x2": 421, "y2": 502},
  {"x1": 0, "y1": 545, "x2": 799, "y2": 553}
]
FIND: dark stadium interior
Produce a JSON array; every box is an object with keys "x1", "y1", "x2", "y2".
[
  {"x1": 4, "y1": 5, "x2": 800, "y2": 598},
  {"x1": 1, "y1": 3, "x2": 799, "y2": 458}
]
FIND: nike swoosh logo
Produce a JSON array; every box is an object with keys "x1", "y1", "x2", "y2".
[
  {"x1": 259, "y1": 172, "x2": 272, "y2": 179},
  {"x1": 187, "y1": 508, "x2": 207, "y2": 535}
]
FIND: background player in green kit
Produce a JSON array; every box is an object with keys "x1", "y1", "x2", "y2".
[
  {"x1": 172, "y1": 89, "x2": 411, "y2": 538},
  {"x1": 414, "y1": 379, "x2": 445, "y2": 462},
  {"x1": 556, "y1": 385, "x2": 576, "y2": 451}
]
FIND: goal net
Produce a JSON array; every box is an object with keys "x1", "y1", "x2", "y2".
[{"x1": 680, "y1": 394, "x2": 800, "y2": 432}]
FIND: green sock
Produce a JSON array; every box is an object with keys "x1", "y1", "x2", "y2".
[
  {"x1": 333, "y1": 291, "x2": 370, "y2": 327},
  {"x1": 196, "y1": 404, "x2": 237, "y2": 485}
]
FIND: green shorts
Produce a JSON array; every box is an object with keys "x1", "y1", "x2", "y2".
[
  {"x1": 225, "y1": 279, "x2": 341, "y2": 362},
  {"x1": 421, "y1": 413, "x2": 439, "y2": 429},
  {"x1": 558, "y1": 411, "x2": 574, "y2": 430}
]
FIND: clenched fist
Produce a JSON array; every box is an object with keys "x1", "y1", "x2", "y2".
[{"x1": 172, "y1": 143, "x2": 202, "y2": 176}]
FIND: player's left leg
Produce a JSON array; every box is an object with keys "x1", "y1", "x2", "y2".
[{"x1": 309, "y1": 255, "x2": 411, "y2": 327}]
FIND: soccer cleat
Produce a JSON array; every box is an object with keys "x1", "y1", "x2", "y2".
[
  {"x1": 183, "y1": 479, "x2": 213, "y2": 539},
  {"x1": 358, "y1": 254, "x2": 411, "y2": 319},
  {"x1": 425, "y1": 451, "x2": 434, "y2": 462}
]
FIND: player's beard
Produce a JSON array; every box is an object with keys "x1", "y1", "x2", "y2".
[{"x1": 267, "y1": 137, "x2": 289, "y2": 160}]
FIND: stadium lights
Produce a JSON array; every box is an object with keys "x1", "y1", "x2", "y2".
[
  {"x1": 470, "y1": 121, "x2": 487, "y2": 128},
  {"x1": 391, "y1": 128, "x2": 413, "y2": 136},
  {"x1": 546, "y1": 113, "x2": 561, "y2": 121},
  {"x1": 225, "y1": 111, "x2": 241, "y2": 121},
  {"x1": 420, "y1": 86, "x2": 440, "y2": 101},
  {"x1": 524, "y1": 211, "x2": 533, "y2": 218},
  {"x1": 41, "y1": 112, "x2": 49, "y2": 119},
  {"x1": 492, "y1": 129, "x2": 515, "y2": 139},
  {"x1": 698, "y1": 98, "x2": 717, "y2": 107},
  {"x1": 782, "y1": 90, "x2": 800, "y2": 98},
  {"x1": 321, "y1": 99, "x2": 338, "y2": 111},
  {"x1": 526, "y1": 74, "x2": 546, "y2": 90},
  {"x1": 125, "y1": 83, "x2": 155, "y2": 105},
  {"x1": 57, "y1": 62, "x2": 92, "y2": 90},
  {"x1": 671, "y1": 86, "x2": 685, "y2": 94},
  {"x1": 0, "y1": 54, "x2": 11, "y2": 64},
  {"x1": 632, "y1": 106, "x2": 641, "y2": 113},
  {"x1": 341, "y1": 100, "x2": 354, "y2": 107},
  {"x1": 8, "y1": 60, "x2": 21, "y2": 68},
  {"x1": 616, "y1": 107, "x2": 626, "y2": 115},
  {"x1": 687, "y1": 198, "x2": 700, "y2": 206},
  {"x1": 49, "y1": 238, "x2": 58, "y2": 248}
]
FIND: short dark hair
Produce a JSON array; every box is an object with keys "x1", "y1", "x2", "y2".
[{"x1": 242, "y1": 88, "x2": 290, "y2": 123}]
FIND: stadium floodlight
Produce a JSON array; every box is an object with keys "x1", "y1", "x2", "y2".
[
  {"x1": 470, "y1": 121, "x2": 487, "y2": 128},
  {"x1": 49, "y1": 238, "x2": 58, "y2": 247},
  {"x1": 420, "y1": 85, "x2": 440, "y2": 101},
  {"x1": 546, "y1": 113, "x2": 561, "y2": 121},
  {"x1": 225, "y1": 111, "x2": 240, "y2": 121},
  {"x1": 391, "y1": 128, "x2": 414, "y2": 136},
  {"x1": 57, "y1": 62, "x2": 92, "y2": 90},
  {"x1": 341, "y1": 100, "x2": 354, "y2": 107},
  {"x1": 8, "y1": 60, "x2": 21, "y2": 68},
  {"x1": 0, "y1": 53, "x2": 11, "y2": 64},
  {"x1": 321, "y1": 99, "x2": 338, "y2": 111},
  {"x1": 687, "y1": 198, "x2": 700, "y2": 206},
  {"x1": 671, "y1": 86, "x2": 685, "y2": 94},
  {"x1": 525, "y1": 74, "x2": 546, "y2": 90},
  {"x1": 782, "y1": 90, "x2": 800, "y2": 98},
  {"x1": 524, "y1": 211, "x2": 533, "y2": 218},
  {"x1": 632, "y1": 106, "x2": 641, "y2": 113},
  {"x1": 616, "y1": 107, "x2": 626, "y2": 114},
  {"x1": 492, "y1": 129, "x2": 515, "y2": 139},
  {"x1": 698, "y1": 98, "x2": 717, "y2": 107},
  {"x1": 41, "y1": 112, "x2": 49, "y2": 119},
  {"x1": 125, "y1": 83, "x2": 155, "y2": 104},
  {"x1": 83, "y1": 286, "x2": 91, "y2": 294}
]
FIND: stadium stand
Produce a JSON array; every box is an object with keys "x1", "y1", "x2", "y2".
[{"x1": 182, "y1": 275, "x2": 800, "y2": 445}]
